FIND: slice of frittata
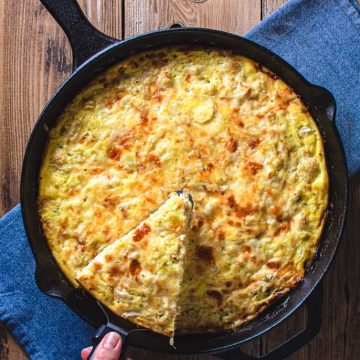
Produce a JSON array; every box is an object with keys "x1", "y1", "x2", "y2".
[{"x1": 76, "y1": 191, "x2": 193, "y2": 337}]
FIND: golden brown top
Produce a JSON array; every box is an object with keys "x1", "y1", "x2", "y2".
[
  {"x1": 39, "y1": 46, "x2": 328, "y2": 333},
  {"x1": 77, "y1": 191, "x2": 193, "y2": 336}
]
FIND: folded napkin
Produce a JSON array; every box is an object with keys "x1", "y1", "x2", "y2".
[{"x1": 0, "y1": 0, "x2": 359, "y2": 359}]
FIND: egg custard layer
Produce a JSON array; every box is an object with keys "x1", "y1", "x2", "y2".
[
  {"x1": 39, "y1": 46, "x2": 328, "y2": 333},
  {"x1": 77, "y1": 191, "x2": 193, "y2": 337}
]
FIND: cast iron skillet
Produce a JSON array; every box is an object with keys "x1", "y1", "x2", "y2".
[{"x1": 21, "y1": 0, "x2": 348, "y2": 359}]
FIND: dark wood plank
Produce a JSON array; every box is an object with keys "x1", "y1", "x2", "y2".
[
  {"x1": 124, "y1": 0, "x2": 261, "y2": 37},
  {"x1": 0, "y1": 1, "x2": 73, "y2": 356},
  {"x1": 0, "y1": 0, "x2": 70, "y2": 218},
  {"x1": 0, "y1": 0, "x2": 122, "y2": 218},
  {"x1": 0, "y1": 1, "x2": 122, "y2": 359}
]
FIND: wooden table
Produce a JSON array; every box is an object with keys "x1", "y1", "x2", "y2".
[{"x1": 0, "y1": 1, "x2": 359, "y2": 359}]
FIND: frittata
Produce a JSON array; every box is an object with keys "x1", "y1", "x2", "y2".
[
  {"x1": 77, "y1": 191, "x2": 193, "y2": 336},
  {"x1": 39, "y1": 46, "x2": 328, "y2": 333}
]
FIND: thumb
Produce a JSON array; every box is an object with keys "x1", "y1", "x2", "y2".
[{"x1": 91, "y1": 332, "x2": 122, "y2": 360}]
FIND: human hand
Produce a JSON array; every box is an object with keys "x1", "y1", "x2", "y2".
[{"x1": 81, "y1": 332, "x2": 130, "y2": 360}]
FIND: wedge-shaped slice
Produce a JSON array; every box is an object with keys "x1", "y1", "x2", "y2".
[{"x1": 77, "y1": 191, "x2": 193, "y2": 337}]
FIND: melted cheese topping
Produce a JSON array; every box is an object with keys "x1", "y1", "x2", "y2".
[
  {"x1": 39, "y1": 46, "x2": 328, "y2": 333},
  {"x1": 77, "y1": 191, "x2": 193, "y2": 336}
]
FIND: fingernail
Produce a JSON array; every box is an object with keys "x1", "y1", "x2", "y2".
[{"x1": 103, "y1": 332, "x2": 121, "y2": 349}]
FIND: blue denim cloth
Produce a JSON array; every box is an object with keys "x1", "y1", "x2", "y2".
[
  {"x1": 0, "y1": 0, "x2": 359, "y2": 359},
  {"x1": 0, "y1": 206, "x2": 94, "y2": 360}
]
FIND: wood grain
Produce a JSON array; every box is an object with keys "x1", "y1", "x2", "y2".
[
  {"x1": 124, "y1": 0, "x2": 261, "y2": 37},
  {"x1": 0, "y1": 0, "x2": 69, "y2": 217},
  {"x1": 1, "y1": 0, "x2": 360, "y2": 359},
  {"x1": 262, "y1": 0, "x2": 287, "y2": 17},
  {"x1": 77, "y1": 0, "x2": 123, "y2": 39},
  {"x1": 0, "y1": 1, "x2": 121, "y2": 359}
]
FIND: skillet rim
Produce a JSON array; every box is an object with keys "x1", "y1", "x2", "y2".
[{"x1": 20, "y1": 27, "x2": 348, "y2": 355}]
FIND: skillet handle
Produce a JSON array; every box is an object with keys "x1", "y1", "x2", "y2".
[
  {"x1": 216, "y1": 283, "x2": 323, "y2": 360},
  {"x1": 311, "y1": 86, "x2": 336, "y2": 122},
  {"x1": 88, "y1": 324, "x2": 128, "y2": 360},
  {"x1": 40, "y1": 0, "x2": 118, "y2": 69}
]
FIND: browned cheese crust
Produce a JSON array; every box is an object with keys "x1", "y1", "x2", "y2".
[
  {"x1": 77, "y1": 191, "x2": 193, "y2": 336},
  {"x1": 39, "y1": 46, "x2": 329, "y2": 333}
]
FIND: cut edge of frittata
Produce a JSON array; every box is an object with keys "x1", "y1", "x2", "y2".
[{"x1": 76, "y1": 190, "x2": 194, "y2": 337}]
